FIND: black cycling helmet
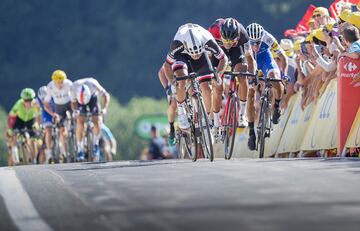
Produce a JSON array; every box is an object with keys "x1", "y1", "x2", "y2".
[{"x1": 220, "y1": 18, "x2": 240, "y2": 40}]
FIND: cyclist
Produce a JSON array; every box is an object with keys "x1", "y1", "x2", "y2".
[
  {"x1": 246, "y1": 23, "x2": 287, "y2": 150},
  {"x1": 158, "y1": 63, "x2": 177, "y2": 146},
  {"x1": 44, "y1": 70, "x2": 73, "y2": 161},
  {"x1": 98, "y1": 120, "x2": 117, "y2": 162},
  {"x1": 163, "y1": 23, "x2": 228, "y2": 131},
  {"x1": 8, "y1": 88, "x2": 40, "y2": 164},
  {"x1": 209, "y1": 17, "x2": 257, "y2": 127},
  {"x1": 71, "y1": 77, "x2": 110, "y2": 161},
  {"x1": 37, "y1": 86, "x2": 55, "y2": 163}
]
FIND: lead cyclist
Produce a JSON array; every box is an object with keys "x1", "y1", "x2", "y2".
[{"x1": 163, "y1": 23, "x2": 228, "y2": 133}]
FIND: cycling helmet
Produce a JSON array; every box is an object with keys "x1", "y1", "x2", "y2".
[
  {"x1": 246, "y1": 23, "x2": 264, "y2": 41},
  {"x1": 183, "y1": 28, "x2": 204, "y2": 55},
  {"x1": 37, "y1": 86, "x2": 48, "y2": 101},
  {"x1": 220, "y1": 18, "x2": 240, "y2": 40},
  {"x1": 76, "y1": 85, "x2": 91, "y2": 105},
  {"x1": 21, "y1": 88, "x2": 36, "y2": 101},
  {"x1": 51, "y1": 69, "x2": 67, "y2": 81},
  {"x1": 208, "y1": 18, "x2": 224, "y2": 41}
]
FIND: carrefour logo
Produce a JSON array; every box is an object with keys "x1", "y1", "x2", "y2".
[{"x1": 343, "y1": 62, "x2": 358, "y2": 72}]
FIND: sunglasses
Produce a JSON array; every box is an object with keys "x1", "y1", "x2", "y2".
[
  {"x1": 24, "y1": 99, "x2": 33, "y2": 102},
  {"x1": 221, "y1": 38, "x2": 238, "y2": 44}
]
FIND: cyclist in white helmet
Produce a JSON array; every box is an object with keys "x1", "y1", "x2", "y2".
[
  {"x1": 246, "y1": 23, "x2": 288, "y2": 150},
  {"x1": 163, "y1": 23, "x2": 228, "y2": 132},
  {"x1": 71, "y1": 78, "x2": 110, "y2": 161}
]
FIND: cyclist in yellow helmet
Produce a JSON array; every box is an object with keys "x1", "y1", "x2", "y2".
[{"x1": 44, "y1": 69, "x2": 73, "y2": 161}]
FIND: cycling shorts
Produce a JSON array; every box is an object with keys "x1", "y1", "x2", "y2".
[{"x1": 78, "y1": 95, "x2": 101, "y2": 116}]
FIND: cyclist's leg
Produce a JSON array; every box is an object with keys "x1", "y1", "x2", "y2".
[
  {"x1": 171, "y1": 57, "x2": 191, "y2": 129},
  {"x1": 207, "y1": 55, "x2": 223, "y2": 128},
  {"x1": 76, "y1": 110, "x2": 86, "y2": 160},
  {"x1": 23, "y1": 119, "x2": 37, "y2": 163},
  {"x1": 159, "y1": 65, "x2": 177, "y2": 145},
  {"x1": 43, "y1": 114, "x2": 53, "y2": 163},
  {"x1": 88, "y1": 95, "x2": 102, "y2": 159},
  {"x1": 167, "y1": 98, "x2": 177, "y2": 145},
  {"x1": 5, "y1": 127, "x2": 14, "y2": 166},
  {"x1": 233, "y1": 62, "x2": 249, "y2": 127},
  {"x1": 10, "y1": 117, "x2": 23, "y2": 163},
  {"x1": 55, "y1": 103, "x2": 71, "y2": 159},
  {"x1": 266, "y1": 66, "x2": 284, "y2": 124}
]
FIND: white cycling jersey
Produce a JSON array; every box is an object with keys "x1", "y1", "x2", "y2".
[
  {"x1": 71, "y1": 77, "x2": 107, "y2": 102},
  {"x1": 45, "y1": 79, "x2": 73, "y2": 105}
]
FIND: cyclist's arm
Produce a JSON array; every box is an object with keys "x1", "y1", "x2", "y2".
[
  {"x1": 164, "y1": 40, "x2": 184, "y2": 82},
  {"x1": 101, "y1": 91, "x2": 110, "y2": 112},
  {"x1": 244, "y1": 42, "x2": 256, "y2": 74},
  {"x1": 205, "y1": 39, "x2": 228, "y2": 76},
  {"x1": 9, "y1": 100, "x2": 20, "y2": 117},
  {"x1": 158, "y1": 64, "x2": 169, "y2": 88},
  {"x1": 44, "y1": 101, "x2": 55, "y2": 117},
  {"x1": 277, "y1": 49, "x2": 288, "y2": 75}
]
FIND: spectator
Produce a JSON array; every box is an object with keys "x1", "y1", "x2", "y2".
[
  {"x1": 312, "y1": 7, "x2": 335, "y2": 29},
  {"x1": 148, "y1": 125, "x2": 173, "y2": 160},
  {"x1": 340, "y1": 25, "x2": 360, "y2": 60}
]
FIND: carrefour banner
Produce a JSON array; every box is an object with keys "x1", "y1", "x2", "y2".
[
  {"x1": 301, "y1": 79, "x2": 337, "y2": 150},
  {"x1": 345, "y1": 107, "x2": 360, "y2": 149}
]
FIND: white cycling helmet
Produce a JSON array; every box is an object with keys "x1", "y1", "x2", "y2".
[
  {"x1": 76, "y1": 85, "x2": 91, "y2": 105},
  {"x1": 183, "y1": 28, "x2": 205, "y2": 55},
  {"x1": 37, "y1": 86, "x2": 47, "y2": 102},
  {"x1": 246, "y1": 23, "x2": 264, "y2": 41}
]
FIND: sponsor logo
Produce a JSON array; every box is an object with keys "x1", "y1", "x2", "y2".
[{"x1": 343, "y1": 62, "x2": 358, "y2": 72}]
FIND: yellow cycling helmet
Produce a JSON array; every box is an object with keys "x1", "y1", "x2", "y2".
[{"x1": 51, "y1": 69, "x2": 67, "y2": 81}]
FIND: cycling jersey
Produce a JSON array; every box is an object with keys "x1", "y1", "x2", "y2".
[
  {"x1": 9, "y1": 99, "x2": 39, "y2": 122},
  {"x1": 253, "y1": 30, "x2": 282, "y2": 77},
  {"x1": 36, "y1": 96, "x2": 55, "y2": 126},
  {"x1": 166, "y1": 23, "x2": 225, "y2": 65},
  {"x1": 71, "y1": 78, "x2": 107, "y2": 102},
  {"x1": 255, "y1": 30, "x2": 282, "y2": 56},
  {"x1": 45, "y1": 79, "x2": 73, "y2": 105}
]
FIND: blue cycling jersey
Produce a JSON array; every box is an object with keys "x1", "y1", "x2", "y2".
[
  {"x1": 253, "y1": 31, "x2": 282, "y2": 78},
  {"x1": 37, "y1": 96, "x2": 55, "y2": 124}
]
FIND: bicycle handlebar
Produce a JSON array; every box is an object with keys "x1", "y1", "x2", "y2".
[{"x1": 224, "y1": 71, "x2": 257, "y2": 77}]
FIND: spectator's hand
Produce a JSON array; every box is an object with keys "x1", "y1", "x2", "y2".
[{"x1": 294, "y1": 82, "x2": 302, "y2": 92}]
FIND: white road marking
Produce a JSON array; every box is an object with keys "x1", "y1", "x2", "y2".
[{"x1": 0, "y1": 168, "x2": 53, "y2": 231}]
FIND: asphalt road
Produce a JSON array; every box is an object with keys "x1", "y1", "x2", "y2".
[{"x1": 1, "y1": 158, "x2": 360, "y2": 231}]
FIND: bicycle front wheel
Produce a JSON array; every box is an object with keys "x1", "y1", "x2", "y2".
[
  {"x1": 195, "y1": 96, "x2": 214, "y2": 161},
  {"x1": 224, "y1": 96, "x2": 238, "y2": 160},
  {"x1": 258, "y1": 98, "x2": 269, "y2": 158}
]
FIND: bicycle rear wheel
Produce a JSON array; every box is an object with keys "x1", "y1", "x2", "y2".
[
  {"x1": 224, "y1": 96, "x2": 238, "y2": 160},
  {"x1": 258, "y1": 98, "x2": 269, "y2": 158},
  {"x1": 195, "y1": 96, "x2": 214, "y2": 161}
]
